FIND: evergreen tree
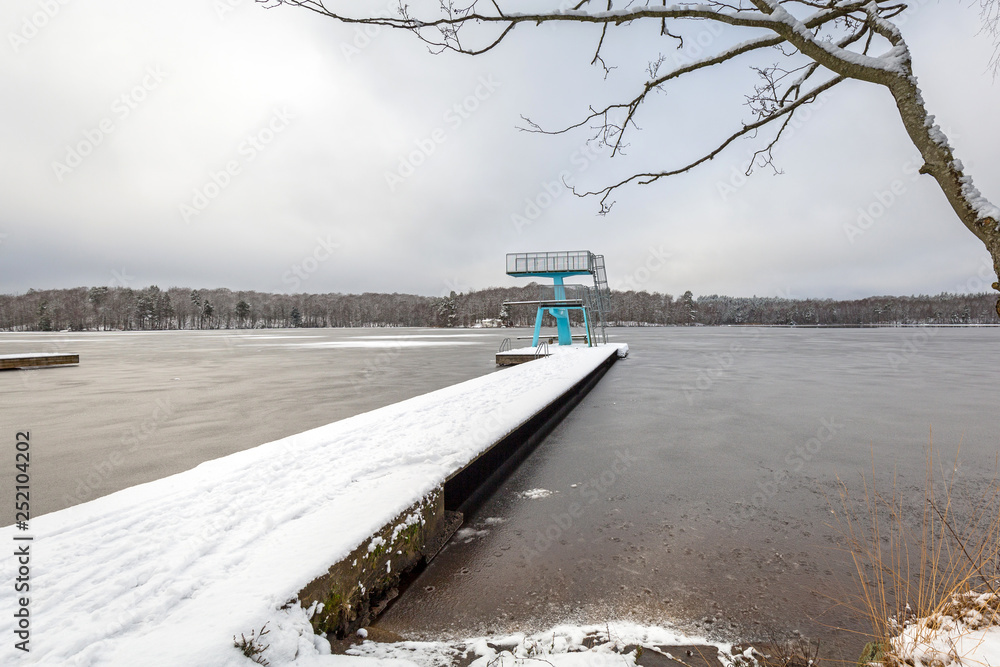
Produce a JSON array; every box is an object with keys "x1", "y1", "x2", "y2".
[
  {"x1": 236, "y1": 300, "x2": 251, "y2": 327},
  {"x1": 37, "y1": 300, "x2": 52, "y2": 332}
]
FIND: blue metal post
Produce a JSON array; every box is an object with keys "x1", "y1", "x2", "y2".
[
  {"x1": 532, "y1": 307, "x2": 544, "y2": 346},
  {"x1": 552, "y1": 276, "x2": 573, "y2": 345}
]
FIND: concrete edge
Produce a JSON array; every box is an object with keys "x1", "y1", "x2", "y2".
[
  {"x1": 296, "y1": 346, "x2": 622, "y2": 638},
  {"x1": 446, "y1": 347, "x2": 620, "y2": 514},
  {"x1": 297, "y1": 488, "x2": 463, "y2": 638}
]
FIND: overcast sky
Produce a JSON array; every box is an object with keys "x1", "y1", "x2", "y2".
[{"x1": 1, "y1": 0, "x2": 998, "y2": 300}]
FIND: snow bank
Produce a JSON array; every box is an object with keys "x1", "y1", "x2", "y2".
[
  {"x1": 0, "y1": 344, "x2": 626, "y2": 666},
  {"x1": 344, "y1": 621, "x2": 729, "y2": 667},
  {"x1": 885, "y1": 592, "x2": 1000, "y2": 667}
]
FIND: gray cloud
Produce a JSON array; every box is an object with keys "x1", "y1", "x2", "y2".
[{"x1": 1, "y1": 0, "x2": 997, "y2": 299}]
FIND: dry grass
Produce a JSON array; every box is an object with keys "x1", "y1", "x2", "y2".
[{"x1": 832, "y1": 441, "x2": 1000, "y2": 667}]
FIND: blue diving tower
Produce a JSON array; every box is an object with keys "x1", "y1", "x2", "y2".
[{"x1": 505, "y1": 251, "x2": 611, "y2": 347}]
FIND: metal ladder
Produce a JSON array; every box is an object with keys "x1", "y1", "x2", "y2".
[{"x1": 589, "y1": 254, "x2": 611, "y2": 343}]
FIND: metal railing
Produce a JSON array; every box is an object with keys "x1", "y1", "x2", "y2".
[
  {"x1": 506, "y1": 251, "x2": 593, "y2": 275},
  {"x1": 504, "y1": 250, "x2": 615, "y2": 345}
]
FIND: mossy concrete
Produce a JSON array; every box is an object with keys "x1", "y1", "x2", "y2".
[
  {"x1": 298, "y1": 345, "x2": 621, "y2": 638},
  {"x1": 297, "y1": 487, "x2": 461, "y2": 638}
]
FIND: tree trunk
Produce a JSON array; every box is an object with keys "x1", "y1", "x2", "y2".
[
  {"x1": 887, "y1": 74, "x2": 1000, "y2": 303},
  {"x1": 763, "y1": 0, "x2": 1000, "y2": 309}
]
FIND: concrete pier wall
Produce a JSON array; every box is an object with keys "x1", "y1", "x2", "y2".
[{"x1": 298, "y1": 347, "x2": 622, "y2": 637}]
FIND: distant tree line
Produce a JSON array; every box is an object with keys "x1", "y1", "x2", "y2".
[{"x1": 0, "y1": 285, "x2": 996, "y2": 332}]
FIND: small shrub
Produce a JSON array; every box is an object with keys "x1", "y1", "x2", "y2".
[{"x1": 234, "y1": 622, "x2": 270, "y2": 666}]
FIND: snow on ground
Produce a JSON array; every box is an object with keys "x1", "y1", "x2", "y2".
[
  {"x1": 232, "y1": 334, "x2": 326, "y2": 339},
  {"x1": 251, "y1": 340, "x2": 480, "y2": 348},
  {"x1": 0, "y1": 353, "x2": 73, "y2": 359},
  {"x1": 1, "y1": 344, "x2": 626, "y2": 666},
  {"x1": 342, "y1": 622, "x2": 731, "y2": 667},
  {"x1": 886, "y1": 592, "x2": 1000, "y2": 667}
]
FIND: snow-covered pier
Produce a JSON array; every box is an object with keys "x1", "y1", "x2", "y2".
[{"x1": 0, "y1": 342, "x2": 626, "y2": 666}]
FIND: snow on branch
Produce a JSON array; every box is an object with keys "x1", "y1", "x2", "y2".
[
  {"x1": 267, "y1": 0, "x2": 870, "y2": 52},
  {"x1": 517, "y1": 3, "x2": 878, "y2": 173},
  {"x1": 270, "y1": 0, "x2": 1000, "y2": 291}
]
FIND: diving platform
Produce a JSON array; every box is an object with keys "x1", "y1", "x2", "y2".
[
  {"x1": 500, "y1": 250, "x2": 612, "y2": 358},
  {"x1": 0, "y1": 353, "x2": 79, "y2": 370}
]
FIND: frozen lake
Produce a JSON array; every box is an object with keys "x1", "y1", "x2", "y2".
[
  {"x1": 2, "y1": 326, "x2": 999, "y2": 661},
  {"x1": 0, "y1": 328, "x2": 508, "y2": 522}
]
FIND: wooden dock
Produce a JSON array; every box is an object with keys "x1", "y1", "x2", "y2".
[
  {"x1": 0, "y1": 353, "x2": 80, "y2": 370},
  {"x1": 496, "y1": 350, "x2": 550, "y2": 366}
]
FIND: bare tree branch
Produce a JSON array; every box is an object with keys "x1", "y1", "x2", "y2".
[
  {"x1": 980, "y1": 0, "x2": 1000, "y2": 75},
  {"x1": 575, "y1": 74, "x2": 847, "y2": 213},
  {"x1": 270, "y1": 0, "x2": 1000, "y2": 302}
]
